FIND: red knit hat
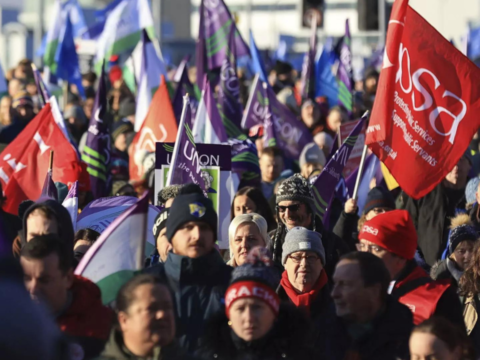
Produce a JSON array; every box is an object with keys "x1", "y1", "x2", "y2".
[
  {"x1": 109, "y1": 66, "x2": 123, "y2": 84},
  {"x1": 358, "y1": 209, "x2": 417, "y2": 260}
]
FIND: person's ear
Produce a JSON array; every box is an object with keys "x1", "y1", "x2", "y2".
[{"x1": 118, "y1": 311, "x2": 129, "y2": 331}]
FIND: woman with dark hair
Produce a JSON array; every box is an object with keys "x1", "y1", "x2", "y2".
[
  {"x1": 73, "y1": 228, "x2": 101, "y2": 264},
  {"x1": 231, "y1": 187, "x2": 277, "y2": 232},
  {"x1": 409, "y1": 317, "x2": 474, "y2": 360},
  {"x1": 459, "y1": 241, "x2": 480, "y2": 355}
]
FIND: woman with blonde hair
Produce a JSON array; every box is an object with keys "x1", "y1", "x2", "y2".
[{"x1": 227, "y1": 213, "x2": 271, "y2": 267}]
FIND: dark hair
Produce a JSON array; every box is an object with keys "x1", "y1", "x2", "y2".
[
  {"x1": 21, "y1": 234, "x2": 72, "y2": 273},
  {"x1": 179, "y1": 183, "x2": 204, "y2": 196},
  {"x1": 74, "y1": 228, "x2": 100, "y2": 246},
  {"x1": 116, "y1": 274, "x2": 167, "y2": 313},
  {"x1": 82, "y1": 71, "x2": 97, "y2": 84},
  {"x1": 459, "y1": 241, "x2": 480, "y2": 296},
  {"x1": 412, "y1": 317, "x2": 474, "y2": 360},
  {"x1": 231, "y1": 187, "x2": 277, "y2": 232},
  {"x1": 340, "y1": 252, "x2": 391, "y2": 300},
  {"x1": 260, "y1": 146, "x2": 283, "y2": 159}
]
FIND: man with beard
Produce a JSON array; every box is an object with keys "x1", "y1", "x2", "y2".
[
  {"x1": 0, "y1": 91, "x2": 36, "y2": 144},
  {"x1": 270, "y1": 174, "x2": 349, "y2": 280}
]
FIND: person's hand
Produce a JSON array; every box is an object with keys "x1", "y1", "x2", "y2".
[{"x1": 344, "y1": 198, "x2": 358, "y2": 214}]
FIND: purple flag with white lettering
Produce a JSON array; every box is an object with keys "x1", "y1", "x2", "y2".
[
  {"x1": 166, "y1": 95, "x2": 207, "y2": 194},
  {"x1": 242, "y1": 75, "x2": 313, "y2": 160},
  {"x1": 172, "y1": 57, "x2": 198, "y2": 126},
  {"x1": 312, "y1": 114, "x2": 366, "y2": 222},
  {"x1": 300, "y1": 17, "x2": 317, "y2": 100},
  {"x1": 41, "y1": 169, "x2": 58, "y2": 201},
  {"x1": 217, "y1": 22, "x2": 244, "y2": 138},
  {"x1": 196, "y1": 0, "x2": 250, "y2": 89},
  {"x1": 81, "y1": 61, "x2": 110, "y2": 199},
  {"x1": 337, "y1": 19, "x2": 353, "y2": 114}
]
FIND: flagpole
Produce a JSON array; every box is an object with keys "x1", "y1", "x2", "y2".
[
  {"x1": 241, "y1": 74, "x2": 259, "y2": 129},
  {"x1": 352, "y1": 111, "x2": 370, "y2": 200},
  {"x1": 49, "y1": 150, "x2": 54, "y2": 172},
  {"x1": 166, "y1": 93, "x2": 190, "y2": 186},
  {"x1": 62, "y1": 81, "x2": 69, "y2": 111}
]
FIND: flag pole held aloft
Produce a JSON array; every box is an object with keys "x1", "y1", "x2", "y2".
[
  {"x1": 49, "y1": 150, "x2": 54, "y2": 172},
  {"x1": 353, "y1": 111, "x2": 370, "y2": 200}
]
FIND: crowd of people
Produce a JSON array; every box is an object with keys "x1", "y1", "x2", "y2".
[{"x1": 1, "y1": 54, "x2": 480, "y2": 360}]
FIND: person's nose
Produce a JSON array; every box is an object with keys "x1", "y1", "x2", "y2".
[
  {"x1": 190, "y1": 226, "x2": 200, "y2": 240},
  {"x1": 331, "y1": 284, "x2": 340, "y2": 299},
  {"x1": 241, "y1": 206, "x2": 248, "y2": 214}
]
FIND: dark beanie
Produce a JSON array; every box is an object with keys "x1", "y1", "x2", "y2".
[
  {"x1": 112, "y1": 119, "x2": 134, "y2": 141},
  {"x1": 166, "y1": 193, "x2": 217, "y2": 242},
  {"x1": 448, "y1": 214, "x2": 478, "y2": 254},
  {"x1": 118, "y1": 99, "x2": 136, "y2": 118},
  {"x1": 152, "y1": 208, "x2": 169, "y2": 245},
  {"x1": 363, "y1": 187, "x2": 396, "y2": 215}
]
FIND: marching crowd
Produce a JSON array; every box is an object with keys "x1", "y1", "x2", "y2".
[{"x1": 2, "y1": 53, "x2": 480, "y2": 360}]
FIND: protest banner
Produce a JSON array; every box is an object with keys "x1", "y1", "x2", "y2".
[
  {"x1": 155, "y1": 142, "x2": 233, "y2": 249},
  {"x1": 340, "y1": 119, "x2": 366, "y2": 178},
  {"x1": 77, "y1": 196, "x2": 160, "y2": 257},
  {"x1": 366, "y1": 0, "x2": 480, "y2": 199}
]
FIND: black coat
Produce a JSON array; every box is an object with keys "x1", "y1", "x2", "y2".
[
  {"x1": 318, "y1": 297, "x2": 413, "y2": 360},
  {"x1": 196, "y1": 304, "x2": 318, "y2": 360},
  {"x1": 269, "y1": 215, "x2": 349, "y2": 281},
  {"x1": 0, "y1": 208, "x2": 21, "y2": 246},
  {"x1": 143, "y1": 250, "x2": 232, "y2": 353},
  {"x1": 332, "y1": 210, "x2": 360, "y2": 251},
  {"x1": 401, "y1": 183, "x2": 466, "y2": 266}
]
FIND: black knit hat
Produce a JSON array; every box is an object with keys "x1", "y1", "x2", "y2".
[
  {"x1": 118, "y1": 99, "x2": 136, "y2": 118},
  {"x1": 166, "y1": 193, "x2": 217, "y2": 242},
  {"x1": 152, "y1": 208, "x2": 170, "y2": 245},
  {"x1": 363, "y1": 187, "x2": 396, "y2": 215},
  {"x1": 230, "y1": 247, "x2": 279, "y2": 289},
  {"x1": 276, "y1": 174, "x2": 315, "y2": 212},
  {"x1": 112, "y1": 119, "x2": 134, "y2": 141},
  {"x1": 449, "y1": 214, "x2": 478, "y2": 254}
]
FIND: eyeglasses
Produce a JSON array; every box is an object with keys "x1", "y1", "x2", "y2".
[
  {"x1": 288, "y1": 254, "x2": 320, "y2": 264},
  {"x1": 356, "y1": 243, "x2": 385, "y2": 254},
  {"x1": 277, "y1": 204, "x2": 301, "y2": 213}
]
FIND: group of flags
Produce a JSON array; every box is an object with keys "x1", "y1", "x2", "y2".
[{"x1": 3, "y1": 0, "x2": 480, "y2": 305}]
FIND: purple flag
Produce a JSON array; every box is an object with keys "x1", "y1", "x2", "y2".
[
  {"x1": 32, "y1": 65, "x2": 51, "y2": 107},
  {"x1": 229, "y1": 138, "x2": 260, "y2": 178},
  {"x1": 166, "y1": 95, "x2": 207, "y2": 194},
  {"x1": 217, "y1": 22, "x2": 244, "y2": 137},
  {"x1": 337, "y1": 19, "x2": 353, "y2": 114},
  {"x1": 172, "y1": 58, "x2": 198, "y2": 126},
  {"x1": 196, "y1": 0, "x2": 250, "y2": 89},
  {"x1": 41, "y1": 170, "x2": 58, "y2": 201},
  {"x1": 82, "y1": 62, "x2": 110, "y2": 199},
  {"x1": 242, "y1": 75, "x2": 313, "y2": 159},
  {"x1": 62, "y1": 181, "x2": 78, "y2": 231},
  {"x1": 300, "y1": 17, "x2": 317, "y2": 100},
  {"x1": 312, "y1": 114, "x2": 366, "y2": 222}
]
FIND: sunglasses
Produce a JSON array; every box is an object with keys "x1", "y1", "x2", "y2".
[{"x1": 276, "y1": 204, "x2": 301, "y2": 213}]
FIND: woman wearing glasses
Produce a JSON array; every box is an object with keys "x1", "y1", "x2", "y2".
[
  {"x1": 277, "y1": 227, "x2": 332, "y2": 323},
  {"x1": 333, "y1": 186, "x2": 396, "y2": 251}
]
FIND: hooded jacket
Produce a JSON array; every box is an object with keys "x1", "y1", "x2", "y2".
[
  {"x1": 14, "y1": 199, "x2": 75, "y2": 258},
  {"x1": 58, "y1": 275, "x2": 113, "y2": 359},
  {"x1": 319, "y1": 297, "x2": 413, "y2": 360},
  {"x1": 143, "y1": 250, "x2": 232, "y2": 353},
  {"x1": 197, "y1": 303, "x2": 317, "y2": 360},
  {"x1": 96, "y1": 329, "x2": 198, "y2": 360}
]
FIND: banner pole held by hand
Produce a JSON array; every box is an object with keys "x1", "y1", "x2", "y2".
[
  {"x1": 49, "y1": 150, "x2": 54, "y2": 172},
  {"x1": 352, "y1": 111, "x2": 370, "y2": 200}
]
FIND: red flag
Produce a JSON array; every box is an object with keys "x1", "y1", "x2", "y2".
[
  {"x1": 366, "y1": 0, "x2": 480, "y2": 199},
  {"x1": 0, "y1": 103, "x2": 81, "y2": 214},
  {"x1": 129, "y1": 76, "x2": 178, "y2": 182}
]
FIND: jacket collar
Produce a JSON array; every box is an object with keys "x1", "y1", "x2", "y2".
[{"x1": 164, "y1": 250, "x2": 226, "y2": 282}]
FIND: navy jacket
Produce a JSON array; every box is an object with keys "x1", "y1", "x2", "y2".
[{"x1": 144, "y1": 250, "x2": 232, "y2": 353}]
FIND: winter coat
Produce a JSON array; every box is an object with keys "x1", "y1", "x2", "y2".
[
  {"x1": 469, "y1": 203, "x2": 480, "y2": 231},
  {"x1": 0, "y1": 208, "x2": 21, "y2": 247},
  {"x1": 269, "y1": 214, "x2": 349, "y2": 281},
  {"x1": 196, "y1": 304, "x2": 318, "y2": 360},
  {"x1": 58, "y1": 275, "x2": 113, "y2": 360},
  {"x1": 401, "y1": 183, "x2": 466, "y2": 266},
  {"x1": 392, "y1": 260, "x2": 465, "y2": 328},
  {"x1": 96, "y1": 329, "x2": 198, "y2": 360},
  {"x1": 319, "y1": 297, "x2": 413, "y2": 360},
  {"x1": 143, "y1": 250, "x2": 232, "y2": 353},
  {"x1": 332, "y1": 210, "x2": 360, "y2": 251},
  {"x1": 430, "y1": 258, "x2": 463, "y2": 287}
]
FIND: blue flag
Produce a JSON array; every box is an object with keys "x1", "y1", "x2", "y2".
[
  {"x1": 249, "y1": 31, "x2": 268, "y2": 82},
  {"x1": 54, "y1": 15, "x2": 85, "y2": 98},
  {"x1": 315, "y1": 38, "x2": 338, "y2": 106},
  {"x1": 467, "y1": 25, "x2": 480, "y2": 60}
]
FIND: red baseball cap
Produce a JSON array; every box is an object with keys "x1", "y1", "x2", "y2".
[{"x1": 358, "y1": 209, "x2": 417, "y2": 260}]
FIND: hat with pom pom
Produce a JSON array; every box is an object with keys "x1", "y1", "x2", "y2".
[
  {"x1": 449, "y1": 214, "x2": 478, "y2": 254},
  {"x1": 225, "y1": 247, "x2": 280, "y2": 317}
]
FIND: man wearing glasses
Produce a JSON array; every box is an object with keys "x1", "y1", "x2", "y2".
[
  {"x1": 277, "y1": 227, "x2": 332, "y2": 326},
  {"x1": 270, "y1": 174, "x2": 349, "y2": 280},
  {"x1": 357, "y1": 209, "x2": 464, "y2": 327}
]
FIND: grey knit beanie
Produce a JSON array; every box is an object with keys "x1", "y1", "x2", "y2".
[
  {"x1": 282, "y1": 226, "x2": 325, "y2": 265},
  {"x1": 276, "y1": 174, "x2": 315, "y2": 212}
]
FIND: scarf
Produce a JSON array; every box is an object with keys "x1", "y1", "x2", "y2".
[
  {"x1": 280, "y1": 270, "x2": 328, "y2": 315},
  {"x1": 446, "y1": 258, "x2": 464, "y2": 282}
]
